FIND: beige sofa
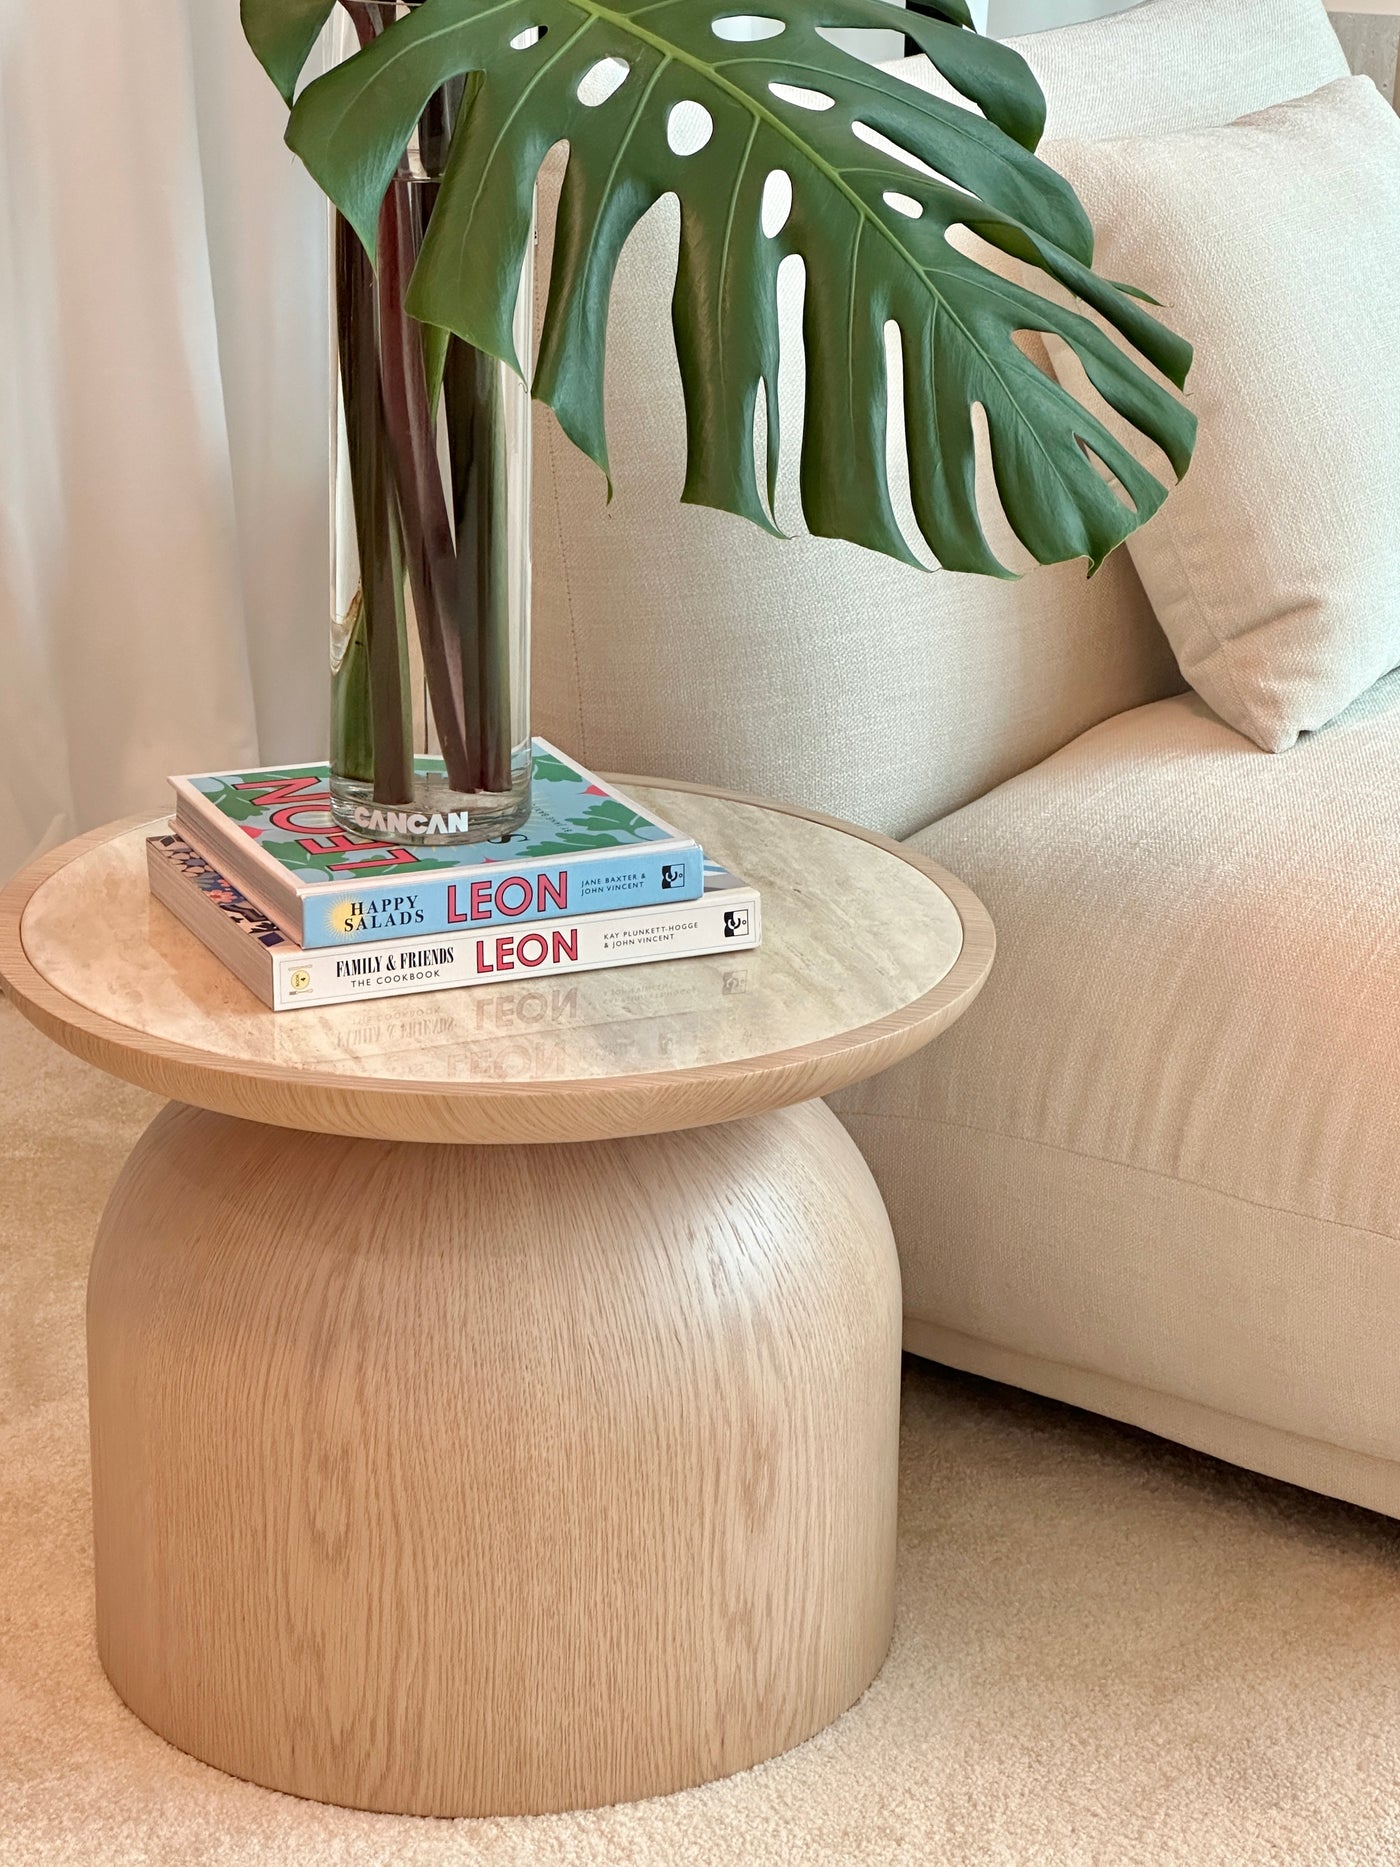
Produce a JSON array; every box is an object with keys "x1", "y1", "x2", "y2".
[{"x1": 531, "y1": 0, "x2": 1400, "y2": 1517}]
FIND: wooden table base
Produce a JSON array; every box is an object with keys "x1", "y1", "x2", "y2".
[{"x1": 86, "y1": 1098, "x2": 903, "y2": 1817}]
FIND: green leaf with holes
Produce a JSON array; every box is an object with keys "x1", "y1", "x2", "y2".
[{"x1": 246, "y1": 0, "x2": 1195, "y2": 573}]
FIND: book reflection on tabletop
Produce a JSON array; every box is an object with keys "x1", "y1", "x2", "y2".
[{"x1": 315, "y1": 982, "x2": 755, "y2": 1081}]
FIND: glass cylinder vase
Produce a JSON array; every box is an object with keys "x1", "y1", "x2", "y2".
[{"x1": 329, "y1": 1, "x2": 532, "y2": 846}]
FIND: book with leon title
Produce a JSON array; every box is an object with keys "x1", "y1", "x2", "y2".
[
  {"x1": 148, "y1": 833, "x2": 762, "y2": 1013},
  {"x1": 169, "y1": 739, "x2": 703, "y2": 949}
]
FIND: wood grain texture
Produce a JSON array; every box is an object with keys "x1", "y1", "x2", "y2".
[
  {"x1": 0, "y1": 784, "x2": 995, "y2": 1145},
  {"x1": 87, "y1": 1096, "x2": 903, "y2": 1817}
]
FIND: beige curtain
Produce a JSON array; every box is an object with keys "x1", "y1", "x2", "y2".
[{"x1": 0, "y1": 0, "x2": 328, "y2": 881}]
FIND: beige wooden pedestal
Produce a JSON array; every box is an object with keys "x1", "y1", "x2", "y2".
[{"x1": 0, "y1": 782, "x2": 994, "y2": 1818}]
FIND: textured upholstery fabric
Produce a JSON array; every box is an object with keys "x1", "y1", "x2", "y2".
[
  {"x1": 529, "y1": 0, "x2": 1348, "y2": 831},
  {"x1": 834, "y1": 676, "x2": 1400, "y2": 1513},
  {"x1": 1042, "y1": 77, "x2": 1400, "y2": 752}
]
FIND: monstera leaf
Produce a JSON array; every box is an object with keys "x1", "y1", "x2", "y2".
[{"x1": 243, "y1": 0, "x2": 1196, "y2": 573}]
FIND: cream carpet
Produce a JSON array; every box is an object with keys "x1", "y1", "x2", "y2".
[{"x1": 5, "y1": 1002, "x2": 1400, "y2": 1866}]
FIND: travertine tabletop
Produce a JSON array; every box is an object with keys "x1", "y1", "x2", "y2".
[{"x1": 0, "y1": 780, "x2": 994, "y2": 1144}]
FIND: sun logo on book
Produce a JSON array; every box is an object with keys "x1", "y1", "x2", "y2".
[{"x1": 327, "y1": 900, "x2": 360, "y2": 937}]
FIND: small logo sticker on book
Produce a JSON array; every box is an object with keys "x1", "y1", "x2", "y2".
[
  {"x1": 723, "y1": 908, "x2": 751, "y2": 940},
  {"x1": 661, "y1": 863, "x2": 688, "y2": 891},
  {"x1": 289, "y1": 969, "x2": 313, "y2": 995}
]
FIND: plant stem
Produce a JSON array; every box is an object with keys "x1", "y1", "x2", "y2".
[
  {"x1": 421, "y1": 70, "x2": 514, "y2": 794},
  {"x1": 338, "y1": 0, "x2": 474, "y2": 794},
  {"x1": 335, "y1": 212, "x2": 413, "y2": 802},
  {"x1": 375, "y1": 176, "x2": 479, "y2": 793},
  {"x1": 336, "y1": 0, "x2": 520, "y2": 803},
  {"x1": 445, "y1": 336, "x2": 513, "y2": 795}
]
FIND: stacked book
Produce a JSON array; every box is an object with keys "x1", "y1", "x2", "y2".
[{"x1": 148, "y1": 739, "x2": 761, "y2": 1011}]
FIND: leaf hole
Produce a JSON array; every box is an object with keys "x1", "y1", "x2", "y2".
[
  {"x1": 753, "y1": 376, "x2": 776, "y2": 527},
  {"x1": 509, "y1": 25, "x2": 546, "y2": 49},
  {"x1": 1012, "y1": 327, "x2": 1055, "y2": 376},
  {"x1": 884, "y1": 190, "x2": 924, "y2": 220},
  {"x1": 816, "y1": 23, "x2": 910, "y2": 65},
  {"x1": 769, "y1": 81, "x2": 835, "y2": 112},
  {"x1": 578, "y1": 58, "x2": 629, "y2": 107},
  {"x1": 668, "y1": 102, "x2": 715, "y2": 156},
  {"x1": 770, "y1": 252, "x2": 808, "y2": 526},
  {"x1": 712, "y1": 14, "x2": 786, "y2": 39},
  {"x1": 883, "y1": 319, "x2": 931, "y2": 567},
  {"x1": 1076, "y1": 435, "x2": 1141, "y2": 514},
  {"x1": 762, "y1": 169, "x2": 792, "y2": 238},
  {"x1": 971, "y1": 403, "x2": 1037, "y2": 575},
  {"x1": 852, "y1": 120, "x2": 940, "y2": 182}
]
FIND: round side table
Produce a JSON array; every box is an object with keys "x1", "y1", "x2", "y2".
[{"x1": 0, "y1": 780, "x2": 993, "y2": 1818}]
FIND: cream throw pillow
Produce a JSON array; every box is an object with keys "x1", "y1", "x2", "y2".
[{"x1": 1043, "y1": 76, "x2": 1400, "y2": 752}]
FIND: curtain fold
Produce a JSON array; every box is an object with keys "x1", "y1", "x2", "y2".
[{"x1": 0, "y1": 0, "x2": 328, "y2": 882}]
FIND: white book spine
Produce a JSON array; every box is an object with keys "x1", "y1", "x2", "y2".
[{"x1": 267, "y1": 896, "x2": 760, "y2": 1010}]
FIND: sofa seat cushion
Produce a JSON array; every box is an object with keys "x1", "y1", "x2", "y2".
[{"x1": 834, "y1": 674, "x2": 1400, "y2": 1509}]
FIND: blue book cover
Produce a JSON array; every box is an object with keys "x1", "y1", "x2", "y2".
[{"x1": 170, "y1": 739, "x2": 704, "y2": 948}]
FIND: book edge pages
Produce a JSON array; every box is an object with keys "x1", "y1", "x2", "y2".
[
  {"x1": 147, "y1": 839, "x2": 279, "y2": 1009},
  {"x1": 163, "y1": 797, "x2": 303, "y2": 937}
]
